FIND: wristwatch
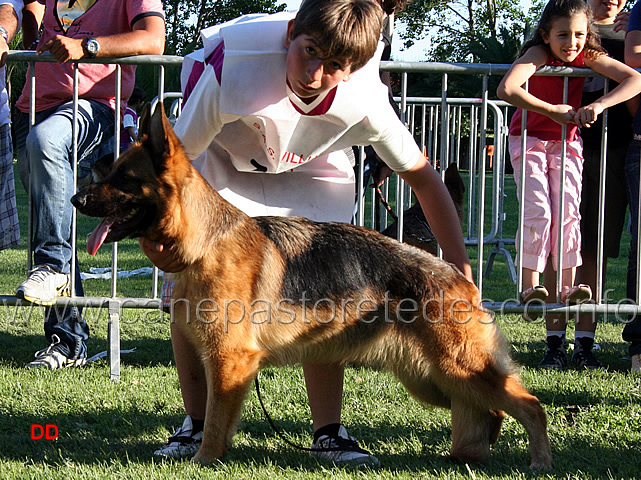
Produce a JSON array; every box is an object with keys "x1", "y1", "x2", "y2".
[
  {"x1": 82, "y1": 37, "x2": 100, "y2": 58},
  {"x1": 0, "y1": 26, "x2": 9, "y2": 44}
]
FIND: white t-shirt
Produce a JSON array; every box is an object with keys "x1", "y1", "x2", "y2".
[{"x1": 175, "y1": 12, "x2": 422, "y2": 222}]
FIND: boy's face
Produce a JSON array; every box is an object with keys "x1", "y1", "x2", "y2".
[{"x1": 285, "y1": 20, "x2": 353, "y2": 100}]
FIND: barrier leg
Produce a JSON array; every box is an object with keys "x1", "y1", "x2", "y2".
[{"x1": 108, "y1": 300, "x2": 120, "y2": 382}]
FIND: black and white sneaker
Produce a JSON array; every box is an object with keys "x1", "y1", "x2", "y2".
[
  {"x1": 154, "y1": 415, "x2": 203, "y2": 459},
  {"x1": 538, "y1": 336, "x2": 568, "y2": 370},
  {"x1": 571, "y1": 337, "x2": 604, "y2": 370},
  {"x1": 26, "y1": 334, "x2": 87, "y2": 369},
  {"x1": 310, "y1": 424, "x2": 380, "y2": 467}
]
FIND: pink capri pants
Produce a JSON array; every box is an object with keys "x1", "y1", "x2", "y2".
[{"x1": 509, "y1": 135, "x2": 584, "y2": 273}]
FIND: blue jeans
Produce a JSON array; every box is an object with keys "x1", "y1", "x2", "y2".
[
  {"x1": 14, "y1": 100, "x2": 115, "y2": 358},
  {"x1": 624, "y1": 138, "x2": 641, "y2": 356}
]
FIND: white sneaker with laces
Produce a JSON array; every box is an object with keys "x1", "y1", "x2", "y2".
[
  {"x1": 16, "y1": 265, "x2": 70, "y2": 305},
  {"x1": 154, "y1": 415, "x2": 203, "y2": 459},
  {"x1": 26, "y1": 334, "x2": 87, "y2": 369},
  {"x1": 632, "y1": 354, "x2": 641, "y2": 373},
  {"x1": 310, "y1": 425, "x2": 380, "y2": 467}
]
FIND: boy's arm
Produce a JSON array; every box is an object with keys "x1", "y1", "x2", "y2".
[
  {"x1": 577, "y1": 54, "x2": 641, "y2": 127},
  {"x1": 398, "y1": 157, "x2": 473, "y2": 283},
  {"x1": 496, "y1": 45, "x2": 576, "y2": 126},
  {"x1": 173, "y1": 65, "x2": 225, "y2": 160}
]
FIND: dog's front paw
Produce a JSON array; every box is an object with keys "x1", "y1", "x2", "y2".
[{"x1": 191, "y1": 448, "x2": 223, "y2": 466}]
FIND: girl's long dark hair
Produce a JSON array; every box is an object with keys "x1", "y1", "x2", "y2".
[{"x1": 520, "y1": 0, "x2": 605, "y2": 60}]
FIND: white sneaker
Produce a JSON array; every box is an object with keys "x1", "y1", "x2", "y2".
[
  {"x1": 16, "y1": 265, "x2": 70, "y2": 305},
  {"x1": 154, "y1": 415, "x2": 203, "y2": 459},
  {"x1": 632, "y1": 354, "x2": 641, "y2": 374},
  {"x1": 26, "y1": 334, "x2": 87, "y2": 369},
  {"x1": 310, "y1": 425, "x2": 380, "y2": 467}
]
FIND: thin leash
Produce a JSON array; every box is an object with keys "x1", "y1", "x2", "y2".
[
  {"x1": 374, "y1": 185, "x2": 398, "y2": 222},
  {"x1": 253, "y1": 375, "x2": 351, "y2": 453}
]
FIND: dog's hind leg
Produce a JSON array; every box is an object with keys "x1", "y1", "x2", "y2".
[
  {"x1": 396, "y1": 370, "x2": 503, "y2": 464},
  {"x1": 191, "y1": 349, "x2": 264, "y2": 465},
  {"x1": 449, "y1": 399, "x2": 504, "y2": 464},
  {"x1": 492, "y1": 375, "x2": 552, "y2": 470},
  {"x1": 449, "y1": 373, "x2": 550, "y2": 470}
]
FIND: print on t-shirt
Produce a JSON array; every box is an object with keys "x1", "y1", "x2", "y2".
[{"x1": 55, "y1": 0, "x2": 98, "y2": 32}]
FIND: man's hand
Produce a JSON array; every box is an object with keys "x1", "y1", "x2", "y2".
[
  {"x1": 139, "y1": 238, "x2": 187, "y2": 273},
  {"x1": 37, "y1": 35, "x2": 84, "y2": 63}
]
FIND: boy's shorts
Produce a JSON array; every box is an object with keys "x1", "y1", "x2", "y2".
[{"x1": 580, "y1": 144, "x2": 628, "y2": 258}]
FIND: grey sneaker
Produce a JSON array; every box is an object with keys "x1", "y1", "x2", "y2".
[
  {"x1": 154, "y1": 415, "x2": 203, "y2": 459},
  {"x1": 571, "y1": 337, "x2": 604, "y2": 371},
  {"x1": 538, "y1": 336, "x2": 568, "y2": 370},
  {"x1": 310, "y1": 425, "x2": 380, "y2": 468},
  {"x1": 27, "y1": 334, "x2": 87, "y2": 369},
  {"x1": 16, "y1": 265, "x2": 70, "y2": 305}
]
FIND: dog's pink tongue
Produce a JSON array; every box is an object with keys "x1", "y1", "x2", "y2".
[{"x1": 87, "y1": 218, "x2": 115, "y2": 256}]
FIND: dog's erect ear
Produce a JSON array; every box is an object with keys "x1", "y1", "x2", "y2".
[
  {"x1": 138, "y1": 103, "x2": 152, "y2": 140},
  {"x1": 144, "y1": 103, "x2": 183, "y2": 171}
]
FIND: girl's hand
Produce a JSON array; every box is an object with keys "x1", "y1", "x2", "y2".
[
  {"x1": 573, "y1": 103, "x2": 604, "y2": 128},
  {"x1": 139, "y1": 238, "x2": 187, "y2": 273},
  {"x1": 549, "y1": 104, "x2": 577, "y2": 125},
  {"x1": 614, "y1": 11, "x2": 630, "y2": 33}
]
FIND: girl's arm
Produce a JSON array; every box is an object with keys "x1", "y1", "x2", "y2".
[
  {"x1": 577, "y1": 54, "x2": 641, "y2": 127},
  {"x1": 398, "y1": 157, "x2": 473, "y2": 283},
  {"x1": 497, "y1": 45, "x2": 577, "y2": 125}
]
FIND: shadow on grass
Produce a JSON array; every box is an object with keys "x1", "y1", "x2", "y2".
[
  {"x1": 510, "y1": 339, "x2": 632, "y2": 374},
  {"x1": 0, "y1": 332, "x2": 174, "y2": 368},
  {"x1": 1, "y1": 411, "x2": 639, "y2": 477}
]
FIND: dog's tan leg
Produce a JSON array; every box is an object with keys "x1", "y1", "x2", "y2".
[
  {"x1": 396, "y1": 372, "x2": 451, "y2": 409},
  {"x1": 449, "y1": 398, "x2": 498, "y2": 464},
  {"x1": 494, "y1": 376, "x2": 552, "y2": 470},
  {"x1": 191, "y1": 349, "x2": 264, "y2": 466}
]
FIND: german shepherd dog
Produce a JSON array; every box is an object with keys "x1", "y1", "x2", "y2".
[{"x1": 71, "y1": 106, "x2": 552, "y2": 469}]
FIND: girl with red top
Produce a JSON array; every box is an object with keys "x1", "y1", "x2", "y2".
[{"x1": 497, "y1": 0, "x2": 641, "y2": 369}]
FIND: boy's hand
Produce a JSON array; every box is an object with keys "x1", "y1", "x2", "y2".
[
  {"x1": 372, "y1": 160, "x2": 393, "y2": 187},
  {"x1": 574, "y1": 103, "x2": 603, "y2": 128},
  {"x1": 37, "y1": 35, "x2": 84, "y2": 63},
  {"x1": 139, "y1": 238, "x2": 187, "y2": 273}
]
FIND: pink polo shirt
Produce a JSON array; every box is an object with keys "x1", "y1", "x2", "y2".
[{"x1": 16, "y1": 0, "x2": 164, "y2": 114}]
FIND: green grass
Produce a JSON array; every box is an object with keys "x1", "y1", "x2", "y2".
[{"x1": 0, "y1": 164, "x2": 640, "y2": 479}]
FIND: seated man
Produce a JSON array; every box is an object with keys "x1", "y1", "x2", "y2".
[{"x1": 15, "y1": 0, "x2": 165, "y2": 369}]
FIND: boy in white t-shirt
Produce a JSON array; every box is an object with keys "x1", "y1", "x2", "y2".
[{"x1": 145, "y1": 0, "x2": 472, "y2": 466}]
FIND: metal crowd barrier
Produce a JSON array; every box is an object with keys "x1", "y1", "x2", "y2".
[
  {"x1": 1, "y1": 52, "x2": 638, "y2": 380},
  {"x1": 1, "y1": 51, "x2": 182, "y2": 381}
]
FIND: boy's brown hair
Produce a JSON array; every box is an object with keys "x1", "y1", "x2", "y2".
[{"x1": 292, "y1": 0, "x2": 384, "y2": 72}]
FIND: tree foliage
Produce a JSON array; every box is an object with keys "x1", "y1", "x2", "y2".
[
  {"x1": 164, "y1": 0, "x2": 287, "y2": 56},
  {"x1": 396, "y1": 0, "x2": 544, "y2": 63},
  {"x1": 141, "y1": 0, "x2": 287, "y2": 101},
  {"x1": 393, "y1": 0, "x2": 544, "y2": 97}
]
